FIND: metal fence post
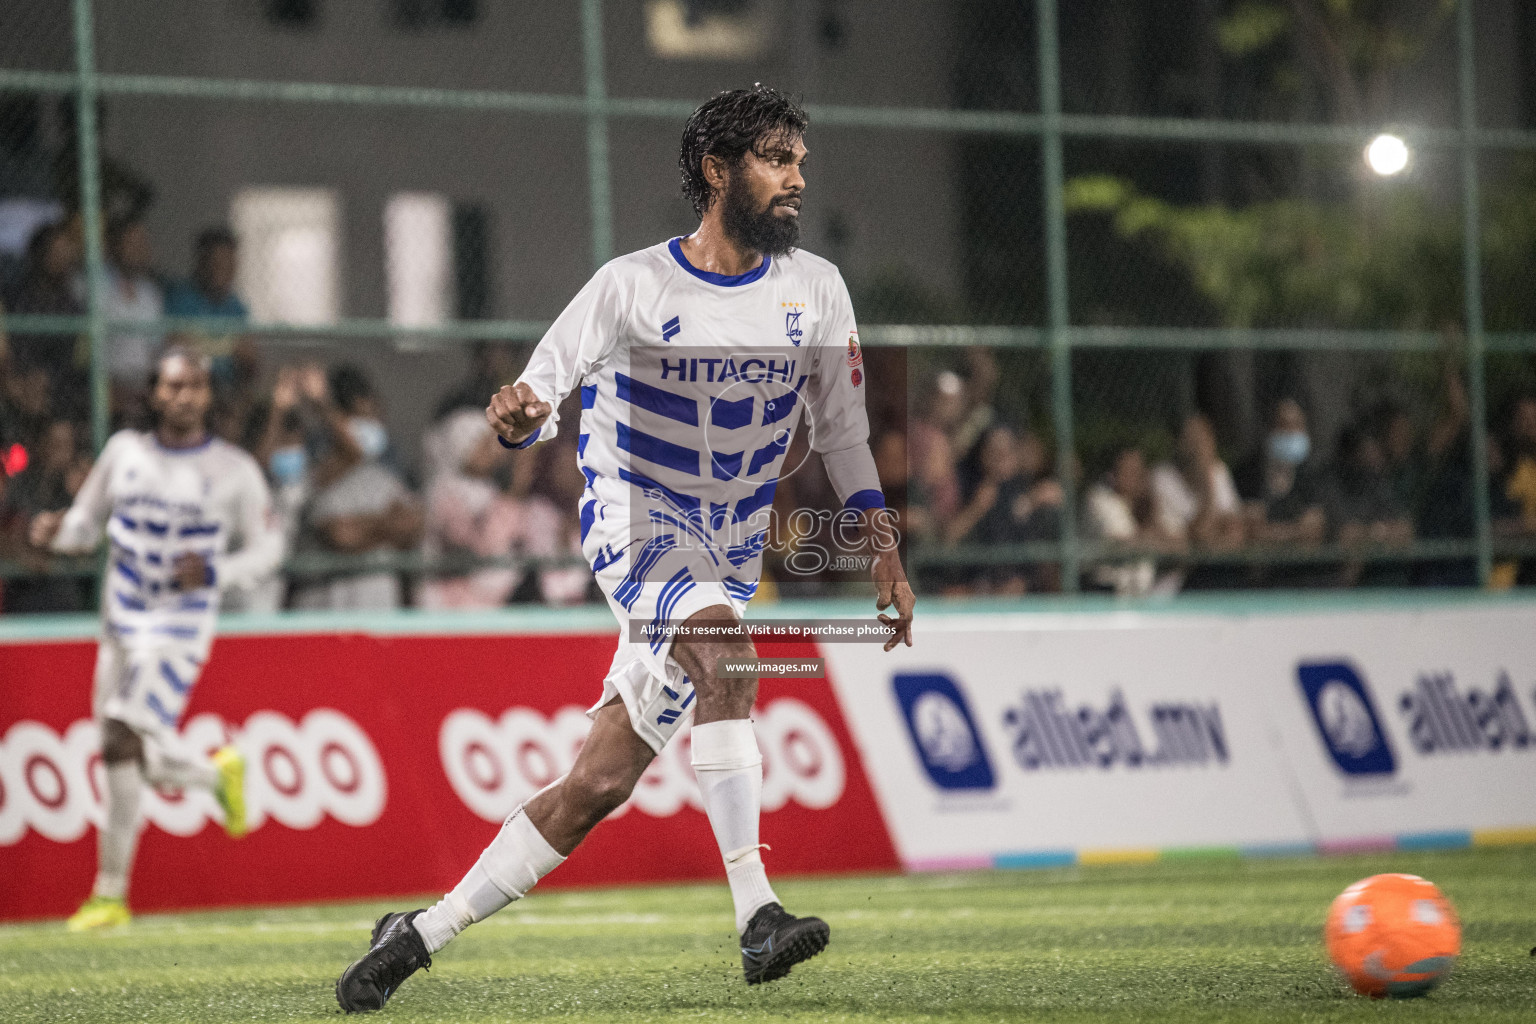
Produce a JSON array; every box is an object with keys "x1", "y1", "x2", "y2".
[
  {"x1": 581, "y1": 0, "x2": 614, "y2": 269},
  {"x1": 71, "y1": 0, "x2": 109, "y2": 453},
  {"x1": 1035, "y1": 0, "x2": 1080, "y2": 592},
  {"x1": 1458, "y1": 0, "x2": 1492, "y2": 586}
]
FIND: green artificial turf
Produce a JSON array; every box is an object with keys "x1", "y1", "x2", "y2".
[{"x1": 1, "y1": 846, "x2": 1532, "y2": 1023}]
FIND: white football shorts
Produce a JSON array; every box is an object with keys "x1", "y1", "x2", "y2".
[{"x1": 588, "y1": 530, "x2": 752, "y2": 753}]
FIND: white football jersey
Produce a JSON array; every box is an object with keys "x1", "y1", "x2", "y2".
[
  {"x1": 52, "y1": 430, "x2": 284, "y2": 648},
  {"x1": 512, "y1": 238, "x2": 883, "y2": 592}
]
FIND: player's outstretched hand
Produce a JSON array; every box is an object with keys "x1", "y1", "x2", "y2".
[
  {"x1": 27, "y1": 509, "x2": 64, "y2": 550},
  {"x1": 872, "y1": 545, "x2": 915, "y2": 652},
  {"x1": 487, "y1": 382, "x2": 552, "y2": 446}
]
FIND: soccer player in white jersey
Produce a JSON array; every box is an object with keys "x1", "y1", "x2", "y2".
[
  {"x1": 337, "y1": 85, "x2": 915, "y2": 1012},
  {"x1": 29, "y1": 347, "x2": 284, "y2": 931}
]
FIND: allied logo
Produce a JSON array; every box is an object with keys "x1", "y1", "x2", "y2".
[
  {"x1": 1297, "y1": 661, "x2": 1396, "y2": 776},
  {"x1": 850, "y1": 367, "x2": 863, "y2": 388},
  {"x1": 662, "y1": 315, "x2": 681, "y2": 343},
  {"x1": 846, "y1": 332, "x2": 862, "y2": 367},
  {"x1": 893, "y1": 672, "x2": 995, "y2": 790}
]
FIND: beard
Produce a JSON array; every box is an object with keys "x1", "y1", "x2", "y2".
[{"x1": 720, "y1": 172, "x2": 801, "y2": 258}]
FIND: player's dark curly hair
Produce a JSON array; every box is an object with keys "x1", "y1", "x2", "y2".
[{"x1": 679, "y1": 84, "x2": 809, "y2": 217}]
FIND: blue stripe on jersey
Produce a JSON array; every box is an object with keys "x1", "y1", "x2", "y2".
[
  {"x1": 578, "y1": 432, "x2": 589, "y2": 457},
  {"x1": 647, "y1": 510, "x2": 720, "y2": 565},
  {"x1": 581, "y1": 384, "x2": 597, "y2": 409},
  {"x1": 616, "y1": 422, "x2": 699, "y2": 476},
  {"x1": 733, "y1": 479, "x2": 779, "y2": 524},
  {"x1": 178, "y1": 522, "x2": 219, "y2": 537},
  {"x1": 710, "y1": 395, "x2": 754, "y2": 429},
  {"x1": 616, "y1": 373, "x2": 698, "y2": 426},
  {"x1": 710, "y1": 450, "x2": 743, "y2": 481},
  {"x1": 144, "y1": 520, "x2": 169, "y2": 536},
  {"x1": 145, "y1": 692, "x2": 179, "y2": 726},
  {"x1": 760, "y1": 390, "x2": 801, "y2": 426},
  {"x1": 592, "y1": 543, "x2": 624, "y2": 572},
  {"x1": 614, "y1": 535, "x2": 677, "y2": 611},
  {"x1": 160, "y1": 660, "x2": 192, "y2": 694},
  {"x1": 722, "y1": 575, "x2": 758, "y2": 601},
  {"x1": 726, "y1": 532, "x2": 768, "y2": 568},
  {"x1": 649, "y1": 567, "x2": 696, "y2": 653},
  {"x1": 619, "y1": 467, "x2": 702, "y2": 514},
  {"x1": 116, "y1": 514, "x2": 139, "y2": 531},
  {"x1": 114, "y1": 559, "x2": 142, "y2": 587},
  {"x1": 113, "y1": 590, "x2": 147, "y2": 611},
  {"x1": 580, "y1": 498, "x2": 598, "y2": 543},
  {"x1": 747, "y1": 433, "x2": 791, "y2": 476},
  {"x1": 152, "y1": 624, "x2": 201, "y2": 640}
]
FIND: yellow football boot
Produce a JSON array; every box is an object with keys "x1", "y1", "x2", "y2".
[
  {"x1": 212, "y1": 745, "x2": 248, "y2": 839},
  {"x1": 66, "y1": 895, "x2": 130, "y2": 932}
]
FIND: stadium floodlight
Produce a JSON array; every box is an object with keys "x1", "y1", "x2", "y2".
[{"x1": 1365, "y1": 133, "x2": 1410, "y2": 176}]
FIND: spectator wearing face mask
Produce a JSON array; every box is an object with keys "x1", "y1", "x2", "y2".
[
  {"x1": 1235, "y1": 397, "x2": 1329, "y2": 586},
  {"x1": 234, "y1": 363, "x2": 350, "y2": 611},
  {"x1": 290, "y1": 363, "x2": 422, "y2": 610}
]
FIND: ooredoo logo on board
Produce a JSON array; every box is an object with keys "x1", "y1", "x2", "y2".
[
  {"x1": 0, "y1": 709, "x2": 388, "y2": 845},
  {"x1": 439, "y1": 697, "x2": 846, "y2": 822}
]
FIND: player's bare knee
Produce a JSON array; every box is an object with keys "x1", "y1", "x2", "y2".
[
  {"x1": 691, "y1": 641, "x2": 759, "y2": 719},
  {"x1": 101, "y1": 719, "x2": 142, "y2": 764},
  {"x1": 564, "y1": 764, "x2": 635, "y2": 821}
]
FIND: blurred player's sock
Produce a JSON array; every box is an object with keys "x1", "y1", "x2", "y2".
[
  {"x1": 140, "y1": 732, "x2": 220, "y2": 792},
  {"x1": 691, "y1": 719, "x2": 779, "y2": 932},
  {"x1": 412, "y1": 806, "x2": 565, "y2": 953},
  {"x1": 92, "y1": 761, "x2": 144, "y2": 902}
]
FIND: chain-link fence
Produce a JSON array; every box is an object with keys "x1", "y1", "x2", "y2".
[{"x1": 2, "y1": 0, "x2": 1535, "y2": 612}]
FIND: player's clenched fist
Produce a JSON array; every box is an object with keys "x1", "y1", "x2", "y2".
[{"x1": 487, "y1": 382, "x2": 553, "y2": 446}]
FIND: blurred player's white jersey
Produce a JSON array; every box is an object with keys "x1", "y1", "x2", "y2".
[
  {"x1": 52, "y1": 430, "x2": 282, "y2": 732},
  {"x1": 514, "y1": 238, "x2": 883, "y2": 750}
]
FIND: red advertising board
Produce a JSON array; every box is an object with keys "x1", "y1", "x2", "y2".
[{"x1": 0, "y1": 630, "x2": 898, "y2": 921}]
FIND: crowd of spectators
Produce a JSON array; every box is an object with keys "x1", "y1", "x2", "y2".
[
  {"x1": 5, "y1": 213, "x2": 1536, "y2": 612},
  {"x1": 909, "y1": 353, "x2": 1536, "y2": 598},
  {"x1": 0, "y1": 214, "x2": 593, "y2": 614}
]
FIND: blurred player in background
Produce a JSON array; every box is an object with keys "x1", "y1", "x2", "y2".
[
  {"x1": 336, "y1": 85, "x2": 915, "y2": 1012},
  {"x1": 30, "y1": 346, "x2": 284, "y2": 931}
]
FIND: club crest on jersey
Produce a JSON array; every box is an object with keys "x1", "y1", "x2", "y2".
[
  {"x1": 850, "y1": 366, "x2": 863, "y2": 387},
  {"x1": 785, "y1": 309, "x2": 804, "y2": 346},
  {"x1": 662, "y1": 315, "x2": 681, "y2": 343},
  {"x1": 846, "y1": 332, "x2": 863, "y2": 368}
]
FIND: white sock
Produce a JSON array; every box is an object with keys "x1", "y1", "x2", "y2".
[
  {"x1": 140, "y1": 731, "x2": 219, "y2": 791},
  {"x1": 413, "y1": 807, "x2": 565, "y2": 954},
  {"x1": 93, "y1": 761, "x2": 144, "y2": 901},
  {"x1": 691, "y1": 719, "x2": 778, "y2": 932}
]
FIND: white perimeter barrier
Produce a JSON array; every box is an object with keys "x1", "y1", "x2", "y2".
[{"x1": 819, "y1": 601, "x2": 1536, "y2": 869}]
